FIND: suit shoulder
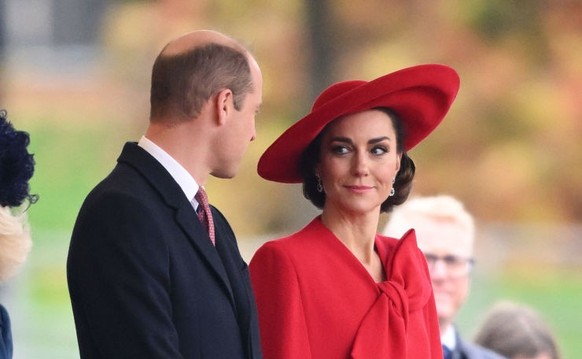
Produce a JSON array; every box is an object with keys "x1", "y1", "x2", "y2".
[
  {"x1": 460, "y1": 339, "x2": 507, "y2": 359},
  {"x1": 255, "y1": 221, "x2": 321, "y2": 253},
  {"x1": 251, "y1": 220, "x2": 322, "y2": 265}
]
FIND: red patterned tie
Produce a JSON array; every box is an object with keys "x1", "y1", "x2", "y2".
[{"x1": 195, "y1": 187, "x2": 215, "y2": 245}]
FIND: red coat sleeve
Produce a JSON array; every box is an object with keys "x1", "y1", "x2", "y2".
[{"x1": 249, "y1": 242, "x2": 313, "y2": 359}]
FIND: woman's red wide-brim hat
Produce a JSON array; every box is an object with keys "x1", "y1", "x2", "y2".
[{"x1": 257, "y1": 64, "x2": 460, "y2": 183}]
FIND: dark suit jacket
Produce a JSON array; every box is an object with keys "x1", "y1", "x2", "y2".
[
  {"x1": 0, "y1": 304, "x2": 12, "y2": 359},
  {"x1": 67, "y1": 142, "x2": 262, "y2": 359},
  {"x1": 452, "y1": 329, "x2": 506, "y2": 359}
]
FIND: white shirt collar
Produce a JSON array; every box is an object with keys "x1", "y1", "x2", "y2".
[
  {"x1": 441, "y1": 324, "x2": 457, "y2": 350},
  {"x1": 138, "y1": 136, "x2": 200, "y2": 208}
]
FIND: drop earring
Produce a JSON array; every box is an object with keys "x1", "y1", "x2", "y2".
[
  {"x1": 316, "y1": 174, "x2": 323, "y2": 193},
  {"x1": 389, "y1": 178, "x2": 396, "y2": 197}
]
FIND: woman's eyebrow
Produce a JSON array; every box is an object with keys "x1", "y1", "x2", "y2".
[
  {"x1": 329, "y1": 136, "x2": 392, "y2": 144},
  {"x1": 368, "y1": 136, "x2": 390, "y2": 144}
]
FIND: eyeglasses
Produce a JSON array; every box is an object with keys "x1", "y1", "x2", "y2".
[
  {"x1": 424, "y1": 253, "x2": 474, "y2": 276},
  {"x1": 6, "y1": 194, "x2": 39, "y2": 216}
]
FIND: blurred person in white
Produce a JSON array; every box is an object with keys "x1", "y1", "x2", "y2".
[
  {"x1": 0, "y1": 109, "x2": 37, "y2": 359},
  {"x1": 384, "y1": 195, "x2": 505, "y2": 359},
  {"x1": 474, "y1": 300, "x2": 561, "y2": 359}
]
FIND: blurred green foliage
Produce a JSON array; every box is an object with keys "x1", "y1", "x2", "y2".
[
  {"x1": 3, "y1": 0, "x2": 581, "y2": 357},
  {"x1": 26, "y1": 119, "x2": 134, "y2": 233}
]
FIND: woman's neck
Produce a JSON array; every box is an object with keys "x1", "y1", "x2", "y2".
[{"x1": 320, "y1": 208, "x2": 380, "y2": 266}]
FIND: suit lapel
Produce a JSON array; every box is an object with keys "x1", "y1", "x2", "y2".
[
  {"x1": 212, "y1": 210, "x2": 255, "y2": 357},
  {"x1": 175, "y1": 205, "x2": 235, "y2": 303},
  {"x1": 118, "y1": 142, "x2": 235, "y2": 305},
  {"x1": 453, "y1": 329, "x2": 468, "y2": 359}
]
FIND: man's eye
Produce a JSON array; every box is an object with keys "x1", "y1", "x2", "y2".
[{"x1": 443, "y1": 256, "x2": 460, "y2": 265}]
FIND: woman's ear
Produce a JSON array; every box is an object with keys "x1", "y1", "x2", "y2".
[
  {"x1": 395, "y1": 152, "x2": 402, "y2": 173},
  {"x1": 314, "y1": 163, "x2": 322, "y2": 178}
]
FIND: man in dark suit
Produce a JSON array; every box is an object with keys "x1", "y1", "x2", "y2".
[
  {"x1": 67, "y1": 30, "x2": 263, "y2": 358},
  {"x1": 384, "y1": 195, "x2": 506, "y2": 359}
]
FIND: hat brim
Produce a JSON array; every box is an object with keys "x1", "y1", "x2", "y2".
[{"x1": 258, "y1": 64, "x2": 460, "y2": 183}]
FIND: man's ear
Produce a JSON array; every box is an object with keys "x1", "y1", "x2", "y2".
[{"x1": 215, "y1": 88, "x2": 233, "y2": 126}]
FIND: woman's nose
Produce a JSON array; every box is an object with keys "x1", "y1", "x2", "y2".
[{"x1": 352, "y1": 152, "x2": 369, "y2": 176}]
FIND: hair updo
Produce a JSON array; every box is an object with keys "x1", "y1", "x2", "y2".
[{"x1": 0, "y1": 109, "x2": 38, "y2": 208}]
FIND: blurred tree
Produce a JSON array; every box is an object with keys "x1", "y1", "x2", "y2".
[
  {"x1": 305, "y1": 0, "x2": 338, "y2": 98},
  {"x1": 0, "y1": 0, "x2": 5, "y2": 101},
  {"x1": 53, "y1": 0, "x2": 109, "y2": 47}
]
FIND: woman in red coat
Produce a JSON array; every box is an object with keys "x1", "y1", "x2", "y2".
[{"x1": 250, "y1": 64, "x2": 461, "y2": 358}]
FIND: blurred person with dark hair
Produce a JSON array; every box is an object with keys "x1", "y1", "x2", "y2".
[
  {"x1": 0, "y1": 109, "x2": 37, "y2": 359},
  {"x1": 384, "y1": 195, "x2": 505, "y2": 359},
  {"x1": 250, "y1": 65, "x2": 459, "y2": 358},
  {"x1": 67, "y1": 30, "x2": 263, "y2": 358},
  {"x1": 474, "y1": 300, "x2": 561, "y2": 359}
]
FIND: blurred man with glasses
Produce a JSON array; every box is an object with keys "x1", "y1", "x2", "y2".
[{"x1": 384, "y1": 195, "x2": 505, "y2": 359}]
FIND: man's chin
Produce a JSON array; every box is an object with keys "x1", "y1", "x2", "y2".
[
  {"x1": 434, "y1": 299, "x2": 455, "y2": 317},
  {"x1": 210, "y1": 169, "x2": 238, "y2": 179}
]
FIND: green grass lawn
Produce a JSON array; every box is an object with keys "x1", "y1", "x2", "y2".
[{"x1": 458, "y1": 268, "x2": 582, "y2": 359}]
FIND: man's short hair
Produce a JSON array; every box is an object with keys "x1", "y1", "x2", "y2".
[
  {"x1": 150, "y1": 43, "x2": 253, "y2": 122},
  {"x1": 384, "y1": 195, "x2": 475, "y2": 248}
]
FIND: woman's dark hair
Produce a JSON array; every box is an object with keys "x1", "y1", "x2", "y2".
[
  {"x1": 299, "y1": 107, "x2": 415, "y2": 213},
  {"x1": 0, "y1": 109, "x2": 38, "y2": 208}
]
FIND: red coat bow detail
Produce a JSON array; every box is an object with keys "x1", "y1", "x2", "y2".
[{"x1": 351, "y1": 230, "x2": 437, "y2": 358}]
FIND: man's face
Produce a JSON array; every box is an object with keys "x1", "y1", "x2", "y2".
[
  {"x1": 212, "y1": 56, "x2": 262, "y2": 178},
  {"x1": 414, "y1": 216, "x2": 473, "y2": 328}
]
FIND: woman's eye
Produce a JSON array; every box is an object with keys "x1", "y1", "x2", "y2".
[
  {"x1": 371, "y1": 146, "x2": 388, "y2": 155},
  {"x1": 331, "y1": 145, "x2": 350, "y2": 155}
]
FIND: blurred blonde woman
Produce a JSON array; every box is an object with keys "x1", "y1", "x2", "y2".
[{"x1": 0, "y1": 109, "x2": 37, "y2": 359}]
